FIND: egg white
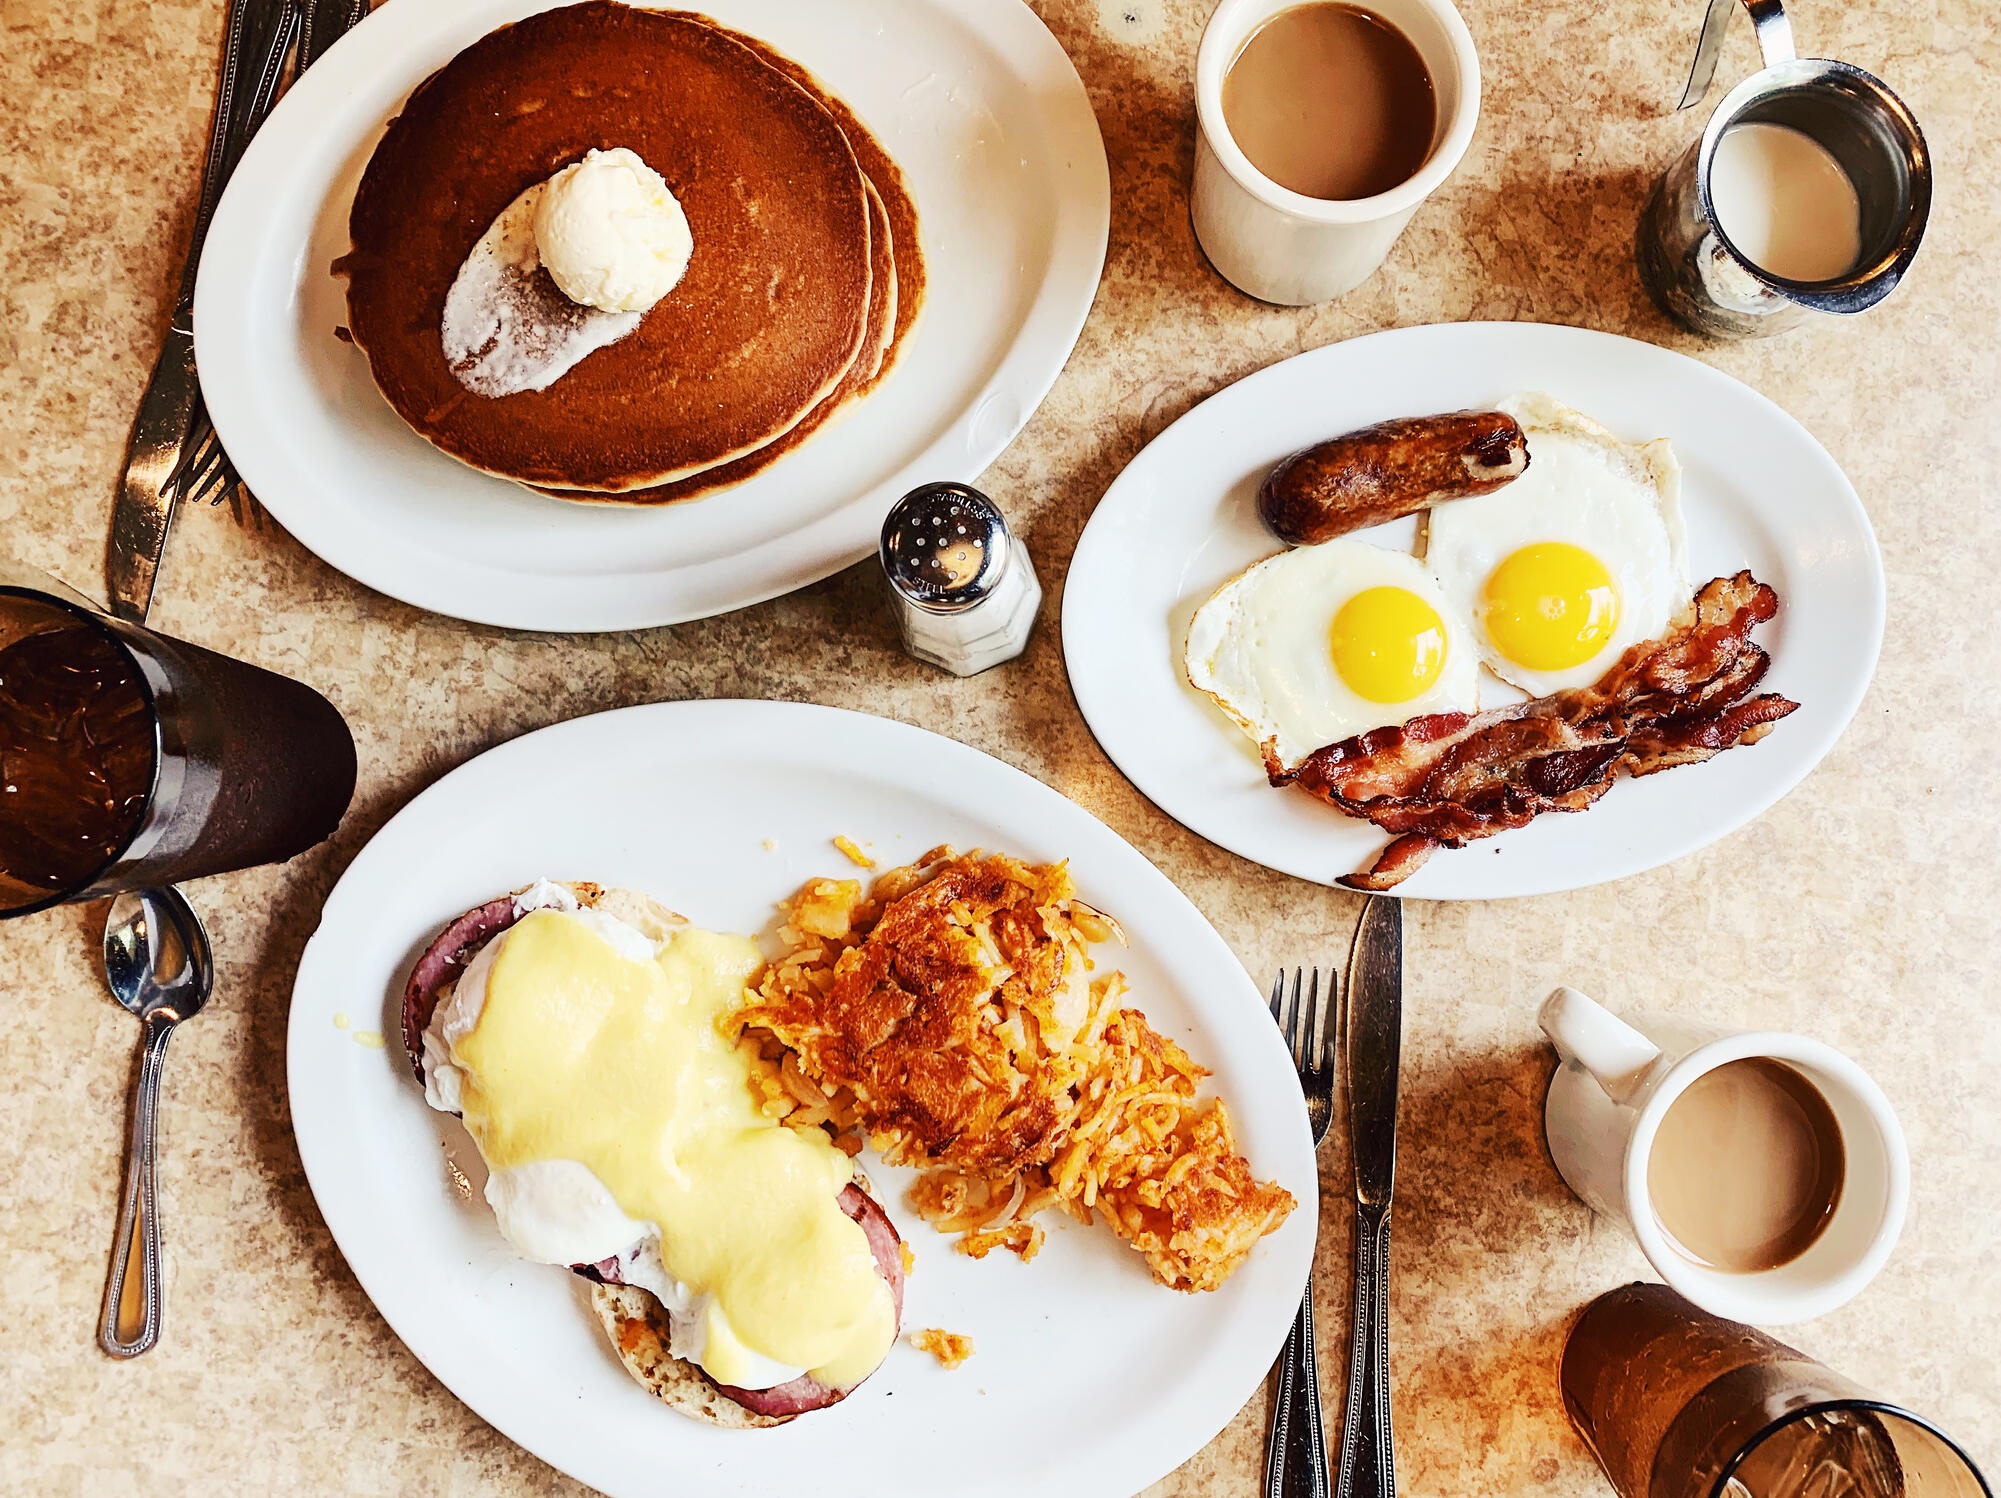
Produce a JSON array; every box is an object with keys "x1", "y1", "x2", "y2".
[
  {"x1": 1424, "y1": 392, "x2": 1690, "y2": 697},
  {"x1": 1185, "y1": 540, "x2": 1481, "y2": 771}
]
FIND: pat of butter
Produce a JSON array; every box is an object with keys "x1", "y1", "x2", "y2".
[{"x1": 534, "y1": 147, "x2": 692, "y2": 314}]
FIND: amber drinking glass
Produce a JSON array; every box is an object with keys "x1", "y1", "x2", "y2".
[
  {"x1": 0, "y1": 565, "x2": 356, "y2": 917},
  {"x1": 1562, "y1": 1284, "x2": 1991, "y2": 1498}
]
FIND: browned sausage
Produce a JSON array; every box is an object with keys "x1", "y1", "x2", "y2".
[{"x1": 1258, "y1": 411, "x2": 1530, "y2": 546}]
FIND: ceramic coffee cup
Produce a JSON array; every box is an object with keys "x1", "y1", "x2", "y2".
[
  {"x1": 1538, "y1": 986, "x2": 1907, "y2": 1325},
  {"x1": 1191, "y1": 0, "x2": 1481, "y2": 306}
]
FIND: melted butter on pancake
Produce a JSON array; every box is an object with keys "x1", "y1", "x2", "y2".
[
  {"x1": 442, "y1": 147, "x2": 693, "y2": 399},
  {"x1": 441, "y1": 182, "x2": 642, "y2": 398}
]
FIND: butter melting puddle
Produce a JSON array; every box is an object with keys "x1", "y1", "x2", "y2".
[{"x1": 441, "y1": 183, "x2": 641, "y2": 398}]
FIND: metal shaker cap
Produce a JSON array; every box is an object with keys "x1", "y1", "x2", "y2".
[{"x1": 880, "y1": 483, "x2": 1011, "y2": 613}]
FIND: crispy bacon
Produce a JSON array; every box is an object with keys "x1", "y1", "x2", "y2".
[{"x1": 1266, "y1": 572, "x2": 1800, "y2": 890}]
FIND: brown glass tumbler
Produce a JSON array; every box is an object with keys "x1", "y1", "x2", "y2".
[
  {"x1": 1562, "y1": 1283, "x2": 1991, "y2": 1498},
  {"x1": 0, "y1": 566, "x2": 356, "y2": 917}
]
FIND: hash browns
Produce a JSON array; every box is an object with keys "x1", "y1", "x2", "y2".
[{"x1": 734, "y1": 850, "x2": 1294, "y2": 1293}]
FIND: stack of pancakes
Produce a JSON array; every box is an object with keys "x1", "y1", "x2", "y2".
[{"x1": 339, "y1": 2, "x2": 924, "y2": 504}]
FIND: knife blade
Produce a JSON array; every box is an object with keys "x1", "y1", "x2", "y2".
[
  {"x1": 1345, "y1": 896, "x2": 1403, "y2": 1208},
  {"x1": 106, "y1": 0, "x2": 301, "y2": 623}
]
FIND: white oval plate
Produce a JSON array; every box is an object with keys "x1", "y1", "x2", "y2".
[
  {"x1": 1062, "y1": 322, "x2": 1884, "y2": 899},
  {"x1": 288, "y1": 701, "x2": 1316, "y2": 1498},
  {"x1": 196, "y1": 0, "x2": 1108, "y2": 632}
]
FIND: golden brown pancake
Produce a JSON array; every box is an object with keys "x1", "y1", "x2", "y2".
[
  {"x1": 535, "y1": 13, "x2": 927, "y2": 506},
  {"x1": 700, "y1": 15, "x2": 927, "y2": 391},
  {"x1": 339, "y1": 1, "x2": 873, "y2": 491}
]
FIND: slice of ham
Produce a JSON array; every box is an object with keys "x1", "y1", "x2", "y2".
[
  {"x1": 399, "y1": 895, "x2": 528, "y2": 1086},
  {"x1": 400, "y1": 883, "x2": 606, "y2": 1088},
  {"x1": 710, "y1": 1184, "x2": 906, "y2": 1416}
]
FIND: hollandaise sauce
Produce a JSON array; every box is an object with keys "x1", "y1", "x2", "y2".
[{"x1": 453, "y1": 911, "x2": 894, "y2": 1389}]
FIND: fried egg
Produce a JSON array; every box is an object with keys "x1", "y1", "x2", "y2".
[
  {"x1": 1424, "y1": 392, "x2": 1690, "y2": 697},
  {"x1": 1185, "y1": 540, "x2": 1481, "y2": 771}
]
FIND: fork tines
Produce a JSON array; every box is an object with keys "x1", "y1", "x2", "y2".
[
  {"x1": 163, "y1": 400, "x2": 242, "y2": 506},
  {"x1": 1268, "y1": 966, "x2": 1334, "y2": 1071}
]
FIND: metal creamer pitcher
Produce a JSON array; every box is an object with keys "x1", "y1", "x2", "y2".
[{"x1": 1637, "y1": 0, "x2": 1930, "y2": 339}]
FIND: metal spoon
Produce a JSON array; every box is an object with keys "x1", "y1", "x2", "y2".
[{"x1": 99, "y1": 887, "x2": 213, "y2": 1358}]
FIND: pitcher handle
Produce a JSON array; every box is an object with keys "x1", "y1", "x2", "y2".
[
  {"x1": 1676, "y1": 0, "x2": 1797, "y2": 111},
  {"x1": 1538, "y1": 987, "x2": 1663, "y2": 1106}
]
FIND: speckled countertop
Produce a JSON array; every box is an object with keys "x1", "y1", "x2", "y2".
[{"x1": 3, "y1": 0, "x2": 1996, "y2": 1492}]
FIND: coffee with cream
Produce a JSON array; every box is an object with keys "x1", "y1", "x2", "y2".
[
  {"x1": 1221, "y1": 2, "x2": 1437, "y2": 202},
  {"x1": 1647, "y1": 1058, "x2": 1844, "y2": 1274}
]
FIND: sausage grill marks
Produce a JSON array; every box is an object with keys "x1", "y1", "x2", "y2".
[
  {"x1": 1257, "y1": 409, "x2": 1531, "y2": 546},
  {"x1": 1266, "y1": 572, "x2": 1799, "y2": 890}
]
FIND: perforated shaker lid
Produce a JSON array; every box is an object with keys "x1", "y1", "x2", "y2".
[{"x1": 879, "y1": 483, "x2": 1012, "y2": 613}]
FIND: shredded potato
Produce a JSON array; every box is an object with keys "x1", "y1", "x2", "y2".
[
  {"x1": 736, "y1": 851, "x2": 1295, "y2": 1292},
  {"x1": 909, "y1": 1328, "x2": 975, "y2": 1369}
]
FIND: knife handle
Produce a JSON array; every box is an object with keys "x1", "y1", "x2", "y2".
[
  {"x1": 1266, "y1": 1290, "x2": 1331, "y2": 1498},
  {"x1": 1335, "y1": 1203, "x2": 1395, "y2": 1498},
  {"x1": 171, "y1": 0, "x2": 299, "y2": 318},
  {"x1": 299, "y1": 0, "x2": 368, "y2": 71}
]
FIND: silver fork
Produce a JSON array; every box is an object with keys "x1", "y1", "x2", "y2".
[
  {"x1": 1265, "y1": 967, "x2": 1337, "y2": 1498},
  {"x1": 162, "y1": 0, "x2": 371, "y2": 512}
]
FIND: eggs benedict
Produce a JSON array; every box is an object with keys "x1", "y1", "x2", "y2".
[{"x1": 400, "y1": 880, "x2": 904, "y2": 1426}]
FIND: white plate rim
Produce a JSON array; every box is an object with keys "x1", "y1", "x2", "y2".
[
  {"x1": 1060, "y1": 320, "x2": 1886, "y2": 900},
  {"x1": 286, "y1": 699, "x2": 1318, "y2": 1498},
  {"x1": 195, "y1": 0, "x2": 1110, "y2": 632}
]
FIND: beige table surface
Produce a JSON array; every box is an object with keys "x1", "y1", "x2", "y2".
[{"x1": 4, "y1": 0, "x2": 1997, "y2": 1492}]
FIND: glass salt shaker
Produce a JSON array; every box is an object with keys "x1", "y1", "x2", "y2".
[{"x1": 879, "y1": 482, "x2": 1041, "y2": 676}]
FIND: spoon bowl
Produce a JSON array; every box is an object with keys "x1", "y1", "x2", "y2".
[
  {"x1": 99, "y1": 886, "x2": 214, "y2": 1358},
  {"x1": 104, "y1": 888, "x2": 213, "y2": 1023}
]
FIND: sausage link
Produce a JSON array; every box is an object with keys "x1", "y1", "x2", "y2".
[{"x1": 1258, "y1": 411, "x2": 1529, "y2": 546}]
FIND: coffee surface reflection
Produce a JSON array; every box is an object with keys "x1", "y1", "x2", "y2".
[
  {"x1": 1648, "y1": 1057, "x2": 1845, "y2": 1273},
  {"x1": 1222, "y1": 2, "x2": 1436, "y2": 201}
]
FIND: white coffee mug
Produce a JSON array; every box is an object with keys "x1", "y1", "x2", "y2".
[
  {"x1": 1538, "y1": 986, "x2": 1907, "y2": 1325},
  {"x1": 1191, "y1": 0, "x2": 1482, "y2": 305}
]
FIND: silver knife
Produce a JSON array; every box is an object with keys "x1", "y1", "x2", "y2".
[
  {"x1": 106, "y1": 0, "x2": 303, "y2": 623},
  {"x1": 1337, "y1": 896, "x2": 1403, "y2": 1498},
  {"x1": 298, "y1": 0, "x2": 368, "y2": 70}
]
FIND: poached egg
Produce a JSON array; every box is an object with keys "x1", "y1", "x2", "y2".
[{"x1": 420, "y1": 882, "x2": 893, "y2": 1391}]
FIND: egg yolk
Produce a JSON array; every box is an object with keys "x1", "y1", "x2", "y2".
[
  {"x1": 1328, "y1": 586, "x2": 1449, "y2": 704},
  {"x1": 1481, "y1": 543, "x2": 1621, "y2": 671}
]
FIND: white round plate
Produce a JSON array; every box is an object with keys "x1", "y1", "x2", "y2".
[
  {"x1": 1062, "y1": 322, "x2": 1884, "y2": 899},
  {"x1": 288, "y1": 701, "x2": 1316, "y2": 1498},
  {"x1": 196, "y1": 0, "x2": 1108, "y2": 632}
]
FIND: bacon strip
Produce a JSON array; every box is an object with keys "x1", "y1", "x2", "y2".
[{"x1": 1267, "y1": 572, "x2": 1800, "y2": 890}]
